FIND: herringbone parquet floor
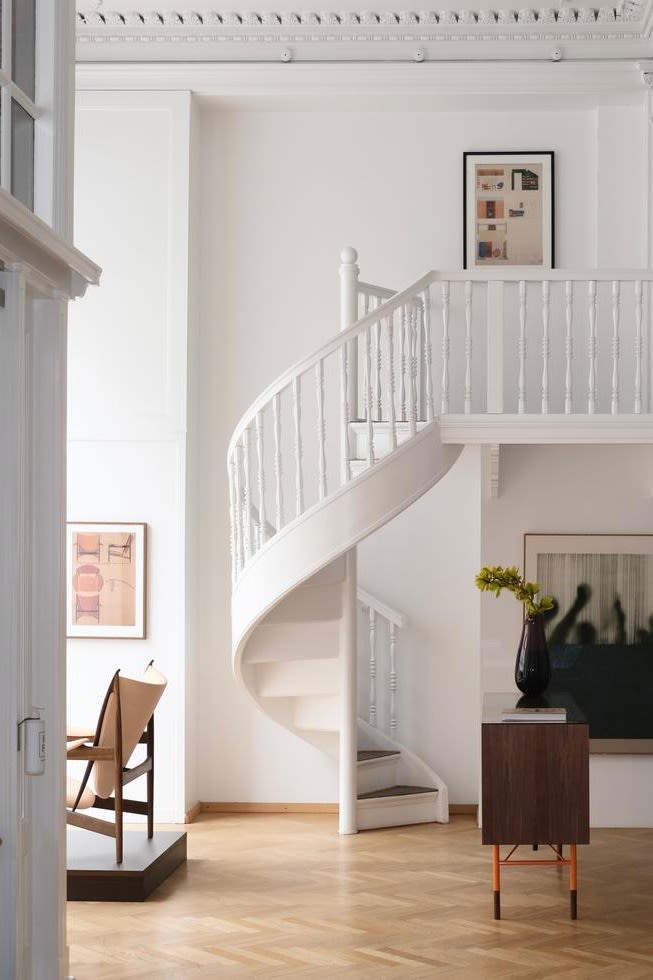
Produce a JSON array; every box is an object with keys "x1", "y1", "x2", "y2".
[{"x1": 68, "y1": 814, "x2": 653, "y2": 979}]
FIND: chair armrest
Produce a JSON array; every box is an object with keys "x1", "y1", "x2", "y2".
[{"x1": 67, "y1": 746, "x2": 114, "y2": 761}]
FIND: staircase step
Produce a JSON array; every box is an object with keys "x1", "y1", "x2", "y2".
[
  {"x1": 357, "y1": 785, "x2": 437, "y2": 800},
  {"x1": 302, "y1": 557, "x2": 346, "y2": 587},
  {"x1": 357, "y1": 750, "x2": 400, "y2": 763},
  {"x1": 243, "y1": 620, "x2": 339, "y2": 663}
]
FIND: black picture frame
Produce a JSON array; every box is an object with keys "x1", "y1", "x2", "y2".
[{"x1": 463, "y1": 151, "x2": 555, "y2": 270}]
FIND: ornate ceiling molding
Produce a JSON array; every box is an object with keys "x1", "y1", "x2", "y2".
[{"x1": 75, "y1": 3, "x2": 653, "y2": 61}]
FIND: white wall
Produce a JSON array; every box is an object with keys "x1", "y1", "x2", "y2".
[
  {"x1": 481, "y1": 444, "x2": 653, "y2": 826},
  {"x1": 70, "y1": 89, "x2": 651, "y2": 814},
  {"x1": 197, "y1": 100, "x2": 646, "y2": 805},
  {"x1": 68, "y1": 91, "x2": 194, "y2": 822}
]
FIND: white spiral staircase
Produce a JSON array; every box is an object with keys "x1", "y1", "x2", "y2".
[
  {"x1": 229, "y1": 248, "x2": 653, "y2": 833},
  {"x1": 229, "y1": 248, "x2": 462, "y2": 832}
]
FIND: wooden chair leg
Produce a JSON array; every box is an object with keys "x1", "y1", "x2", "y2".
[
  {"x1": 147, "y1": 717, "x2": 154, "y2": 839},
  {"x1": 492, "y1": 845, "x2": 501, "y2": 920}
]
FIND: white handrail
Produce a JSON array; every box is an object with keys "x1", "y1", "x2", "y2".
[{"x1": 357, "y1": 587, "x2": 407, "y2": 629}]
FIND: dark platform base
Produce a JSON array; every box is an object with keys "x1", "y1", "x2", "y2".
[{"x1": 67, "y1": 829, "x2": 187, "y2": 901}]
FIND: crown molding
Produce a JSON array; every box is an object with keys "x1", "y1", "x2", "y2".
[{"x1": 75, "y1": 5, "x2": 653, "y2": 62}]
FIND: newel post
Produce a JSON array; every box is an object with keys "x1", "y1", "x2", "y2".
[{"x1": 339, "y1": 547, "x2": 358, "y2": 835}]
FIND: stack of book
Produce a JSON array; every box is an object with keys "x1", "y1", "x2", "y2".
[{"x1": 501, "y1": 706, "x2": 567, "y2": 723}]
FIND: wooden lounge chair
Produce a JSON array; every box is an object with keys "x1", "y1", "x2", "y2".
[{"x1": 66, "y1": 662, "x2": 167, "y2": 864}]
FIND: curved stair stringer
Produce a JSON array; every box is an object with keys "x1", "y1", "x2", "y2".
[{"x1": 232, "y1": 421, "x2": 462, "y2": 777}]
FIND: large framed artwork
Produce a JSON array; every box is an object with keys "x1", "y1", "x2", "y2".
[
  {"x1": 524, "y1": 534, "x2": 653, "y2": 753},
  {"x1": 67, "y1": 522, "x2": 147, "y2": 639},
  {"x1": 463, "y1": 152, "x2": 554, "y2": 270}
]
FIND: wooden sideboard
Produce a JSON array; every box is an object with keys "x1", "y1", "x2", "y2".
[{"x1": 481, "y1": 692, "x2": 590, "y2": 919}]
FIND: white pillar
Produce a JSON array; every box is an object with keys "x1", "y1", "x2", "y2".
[{"x1": 339, "y1": 548, "x2": 358, "y2": 835}]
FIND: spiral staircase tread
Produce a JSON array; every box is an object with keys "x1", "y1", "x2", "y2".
[{"x1": 357, "y1": 784, "x2": 438, "y2": 800}]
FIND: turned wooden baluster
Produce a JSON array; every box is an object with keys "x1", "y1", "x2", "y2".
[
  {"x1": 292, "y1": 375, "x2": 303, "y2": 516},
  {"x1": 365, "y1": 323, "x2": 375, "y2": 466},
  {"x1": 464, "y1": 280, "x2": 473, "y2": 415},
  {"x1": 564, "y1": 280, "x2": 573, "y2": 415},
  {"x1": 386, "y1": 314, "x2": 397, "y2": 451},
  {"x1": 242, "y1": 426, "x2": 252, "y2": 559},
  {"x1": 588, "y1": 280, "x2": 597, "y2": 414},
  {"x1": 518, "y1": 280, "x2": 527, "y2": 415},
  {"x1": 409, "y1": 301, "x2": 418, "y2": 437},
  {"x1": 316, "y1": 359, "x2": 327, "y2": 500},
  {"x1": 389, "y1": 624, "x2": 398, "y2": 738},
  {"x1": 273, "y1": 391, "x2": 284, "y2": 530},
  {"x1": 400, "y1": 304, "x2": 407, "y2": 422},
  {"x1": 541, "y1": 280, "x2": 550, "y2": 414},
  {"x1": 374, "y1": 298, "x2": 382, "y2": 421},
  {"x1": 369, "y1": 608, "x2": 377, "y2": 727},
  {"x1": 228, "y1": 453, "x2": 237, "y2": 583},
  {"x1": 635, "y1": 280, "x2": 643, "y2": 414},
  {"x1": 611, "y1": 280, "x2": 621, "y2": 415},
  {"x1": 233, "y1": 442, "x2": 244, "y2": 574},
  {"x1": 255, "y1": 410, "x2": 266, "y2": 546},
  {"x1": 440, "y1": 281, "x2": 450, "y2": 415},
  {"x1": 422, "y1": 287, "x2": 434, "y2": 423},
  {"x1": 340, "y1": 342, "x2": 351, "y2": 483}
]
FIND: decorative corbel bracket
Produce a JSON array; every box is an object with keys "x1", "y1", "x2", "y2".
[{"x1": 484, "y1": 444, "x2": 501, "y2": 498}]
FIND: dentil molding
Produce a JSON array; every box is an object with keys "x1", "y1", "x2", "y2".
[{"x1": 76, "y1": 2, "x2": 653, "y2": 52}]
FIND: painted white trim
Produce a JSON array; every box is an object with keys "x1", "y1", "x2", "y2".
[
  {"x1": 358, "y1": 587, "x2": 407, "y2": 629},
  {"x1": 440, "y1": 413, "x2": 653, "y2": 443},
  {"x1": 0, "y1": 188, "x2": 100, "y2": 297}
]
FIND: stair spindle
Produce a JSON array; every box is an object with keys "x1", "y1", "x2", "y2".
[
  {"x1": 400, "y1": 304, "x2": 407, "y2": 422},
  {"x1": 440, "y1": 281, "x2": 450, "y2": 415},
  {"x1": 340, "y1": 342, "x2": 351, "y2": 484},
  {"x1": 365, "y1": 322, "x2": 375, "y2": 466},
  {"x1": 374, "y1": 299, "x2": 382, "y2": 421},
  {"x1": 256, "y1": 411, "x2": 266, "y2": 546},
  {"x1": 635, "y1": 280, "x2": 643, "y2": 414},
  {"x1": 611, "y1": 280, "x2": 621, "y2": 415},
  {"x1": 233, "y1": 442, "x2": 244, "y2": 575},
  {"x1": 228, "y1": 454, "x2": 237, "y2": 584},
  {"x1": 389, "y1": 623, "x2": 397, "y2": 738},
  {"x1": 293, "y1": 375, "x2": 304, "y2": 516},
  {"x1": 273, "y1": 392, "x2": 284, "y2": 530},
  {"x1": 316, "y1": 359, "x2": 327, "y2": 500},
  {"x1": 588, "y1": 280, "x2": 597, "y2": 414},
  {"x1": 518, "y1": 280, "x2": 527, "y2": 414},
  {"x1": 386, "y1": 314, "x2": 397, "y2": 450},
  {"x1": 423, "y1": 287, "x2": 434, "y2": 423},
  {"x1": 464, "y1": 280, "x2": 473, "y2": 415},
  {"x1": 564, "y1": 280, "x2": 573, "y2": 414},
  {"x1": 409, "y1": 300, "x2": 418, "y2": 436},
  {"x1": 242, "y1": 426, "x2": 252, "y2": 560},
  {"x1": 541, "y1": 279, "x2": 550, "y2": 414},
  {"x1": 369, "y1": 607, "x2": 377, "y2": 727}
]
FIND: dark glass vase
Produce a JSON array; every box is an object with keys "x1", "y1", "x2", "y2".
[{"x1": 514, "y1": 614, "x2": 550, "y2": 696}]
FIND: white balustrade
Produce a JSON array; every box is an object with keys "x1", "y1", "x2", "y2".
[
  {"x1": 357, "y1": 588, "x2": 407, "y2": 739},
  {"x1": 227, "y1": 255, "x2": 653, "y2": 584}
]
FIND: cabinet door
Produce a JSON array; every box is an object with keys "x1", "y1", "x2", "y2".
[{"x1": 482, "y1": 724, "x2": 589, "y2": 845}]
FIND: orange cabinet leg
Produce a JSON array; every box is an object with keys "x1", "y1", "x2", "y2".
[
  {"x1": 492, "y1": 844, "x2": 501, "y2": 920},
  {"x1": 569, "y1": 844, "x2": 577, "y2": 920}
]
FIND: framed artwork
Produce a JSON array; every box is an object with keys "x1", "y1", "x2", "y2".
[
  {"x1": 524, "y1": 533, "x2": 653, "y2": 753},
  {"x1": 463, "y1": 151, "x2": 554, "y2": 270},
  {"x1": 67, "y1": 522, "x2": 147, "y2": 639}
]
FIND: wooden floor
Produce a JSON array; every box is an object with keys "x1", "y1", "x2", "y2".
[{"x1": 68, "y1": 814, "x2": 653, "y2": 979}]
